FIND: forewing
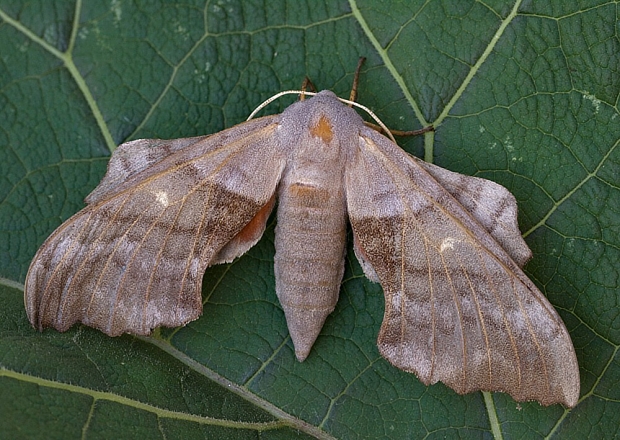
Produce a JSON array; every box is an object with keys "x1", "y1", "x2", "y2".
[
  {"x1": 25, "y1": 116, "x2": 284, "y2": 336},
  {"x1": 345, "y1": 128, "x2": 579, "y2": 407}
]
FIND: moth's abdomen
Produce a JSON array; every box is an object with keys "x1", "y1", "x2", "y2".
[{"x1": 274, "y1": 182, "x2": 347, "y2": 361}]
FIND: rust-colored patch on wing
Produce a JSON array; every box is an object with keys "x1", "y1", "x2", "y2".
[
  {"x1": 234, "y1": 194, "x2": 276, "y2": 245},
  {"x1": 310, "y1": 115, "x2": 333, "y2": 143}
]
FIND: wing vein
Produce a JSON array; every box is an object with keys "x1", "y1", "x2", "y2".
[
  {"x1": 459, "y1": 248, "x2": 493, "y2": 388},
  {"x1": 42, "y1": 209, "x2": 98, "y2": 324},
  {"x1": 475, "y1": 244, "x2": 522, "y2": 391},
  {"x1": 93, "y1": 194, "x2": 169, "y2": 331},
  {"x1": 439, "y1": 247, "x2": 468, "y2": 391},
  {"x1": 61, "y1": 196, "x2": 132, "y2": 323}
]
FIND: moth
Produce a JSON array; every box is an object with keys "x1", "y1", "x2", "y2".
[{"x1": 25, "y1": 82, "x2": 580, "y2": 408}]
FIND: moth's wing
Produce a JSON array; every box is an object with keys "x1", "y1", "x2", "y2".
[
  {"x1": 416, "y1": 159, "x2": 532, "y2": 267},
  {"x1": 344, "y1": 128, "x2": 580, "y2": 407},
  {"x1": 25, "y1": 116, "x2": 284, "y2": 336}
]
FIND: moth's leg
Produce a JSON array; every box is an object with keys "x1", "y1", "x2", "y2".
[
  {"x1": 351, "y1": 57, "x2": 433, "y2": 137},
  {"x1": 349, "y1": 56, "x2": 366, "y2": 103},
  {"x1": 299, "y1": 77, "x2": 317, "y2": 101},
  {"x1": 364, "y1": 121, "x2": 435, "y2": 138}
]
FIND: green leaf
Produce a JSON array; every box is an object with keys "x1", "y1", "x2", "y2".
[{"x1": 1, "y1": 0, "x2": 618, "y2": 438}]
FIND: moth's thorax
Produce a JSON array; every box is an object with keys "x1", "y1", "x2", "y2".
[{"x1": 277, "y1": 90, "x2": 364, "y2": 164}]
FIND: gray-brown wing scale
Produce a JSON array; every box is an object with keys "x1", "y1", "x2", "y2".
[
  {"x1": 25, "y1": 116, "x2": 285, "y2": 336},
  {"x1": 415, "y1": 159, "x2": 533, "y2": 267},
  {"x1": 344, "y1": 127, "x2": 579, "y2": 407}
]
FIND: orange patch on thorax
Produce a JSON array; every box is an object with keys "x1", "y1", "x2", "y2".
[
  {"x1": 310, "y1": 115, "x2": 333, "y2": 143},
  {"x1": 289, "y1": 183, "x2": 330, "y2": 207}
]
